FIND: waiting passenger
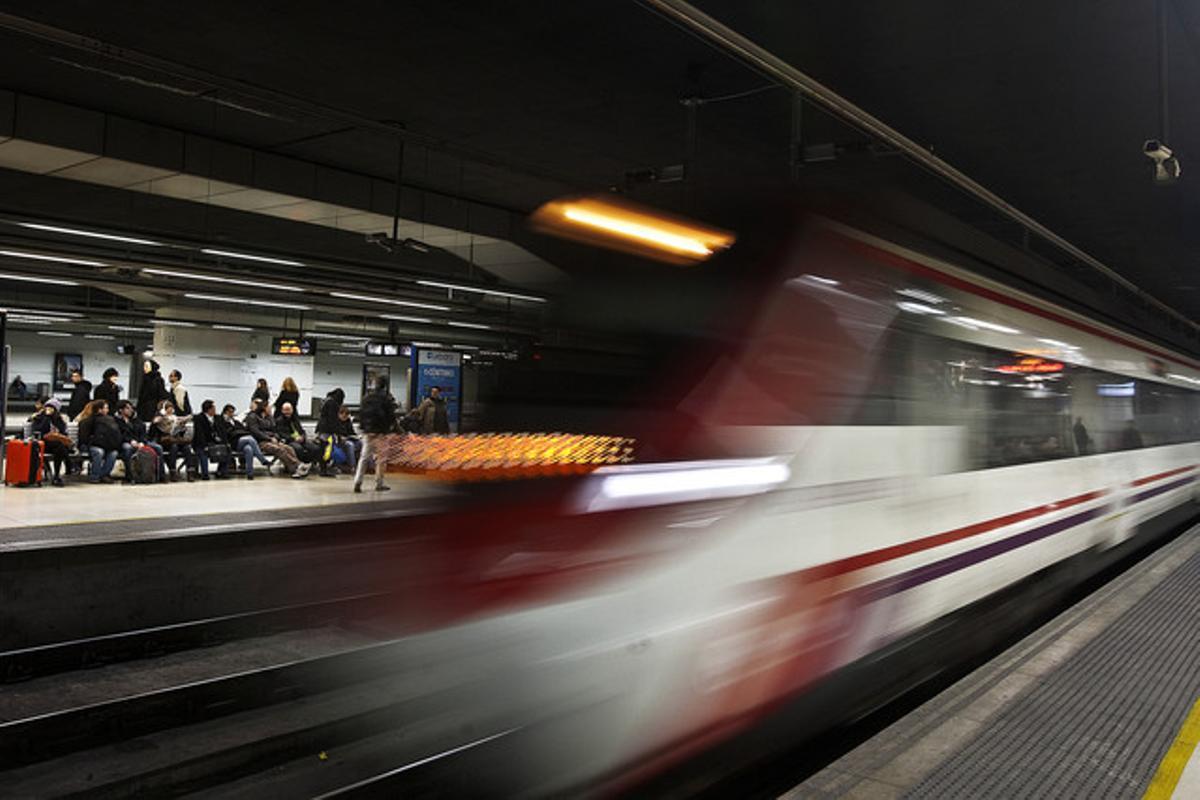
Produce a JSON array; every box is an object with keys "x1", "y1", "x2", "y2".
[
  {"x1": 192, "y1": 399, "x2": 231, "y2": 480},
  {"x1": 168, "y1": 370, "x2": 193, "y2": 415},
  {"x1": 244, "y1": 399, "x2": 308, "y2": 479},
  {"x1": 26, "y1": 395, "x2": 47, "y2": 422},
  {"x1": 8, "y1": 374, "x2": 27, "y2": 400},
  {"x1": 115, "y1": 400, "x2": 166, "y2": 483},
  {"x1": 317, "y1": 390, "x2": 359, "y2": 473},
  {"x1": 354, "y1": 378, "x2": 397, "y2": 493},
  {"x1": 410, "y1": 385, "x2": 450, "y2": 434},
  {"x1": 93, "y1": 367, "x2": 121, "y2": 409},
  {"x1": 251, "y1": 378, "x2": 270, "y2": 408},
  {"x1": 66, "y1": 369, "x2": 93, "y2": 421},
  {"x1": 276, "y1": 401, "x2": 323, "y2": 468},
  {"x1": 31, "y1": 397, "x2": 70, "y2": 487},
  {"x1": 137, "y1": 359, "x2": 169, "y2": 422},
  {"x1": 1073, "y1": 417, "x2": 1092, "y2": 456},
  {"x1": 274, "y1": 377, "x2": 300, "y2": 417},
  {"x1": 78, "y1": 399, "x2": 121, "y2": 484},
  {"x1": 152, "y1": 399, "x2": 195, "y2": 482},
  {"x1": 218, "y1": 403, "x2": 270, "y2": 480}
]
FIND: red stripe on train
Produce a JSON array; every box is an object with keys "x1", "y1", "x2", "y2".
[{"x1": 1130, "y1": 464, "x2": 1197, "y2": 487}]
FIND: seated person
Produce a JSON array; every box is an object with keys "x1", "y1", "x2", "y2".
[
  {"x1": 323, "y1": 404, "x2": 361, "y2": 473},
  {"x1": 192, "y1": 399, "x2": 231, "y2": 481},
  {"x1": 115, "y1": 400, "x2": 167, "y2": 482},
  {"x1": 77, "y1": 399, "x2": 121, "y2": 484},
  {"x1": 31, "y1": 397, "x2": 70, "y2": 487},
  {"x1": 151, "y1": 399, "x2": 196, "y2": 482},
  {"x1": 217, "y1": 403, "x2": 270, "y2": 480},
  {"x1": 244, "y1": 399, "x2": 309, "y2": 479},
  {"x1": 276, "y1": 401, "x2": 323, "y2": 468}
]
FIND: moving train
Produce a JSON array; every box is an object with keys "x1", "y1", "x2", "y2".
[{"x1": 364, "y1": 211, "x2": 1200, "y2": 795}]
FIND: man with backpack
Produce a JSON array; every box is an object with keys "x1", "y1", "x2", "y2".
[
  {"x1": 115, "y1": 400, "x2": 166, "y2": 483},
  {"x1": 354, "y1": 378, "x2": 398, "y2": 493}
]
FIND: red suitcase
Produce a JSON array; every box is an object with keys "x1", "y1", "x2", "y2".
[{"x1": 5, "y1": 439, "x2": 44, "y2": 487}]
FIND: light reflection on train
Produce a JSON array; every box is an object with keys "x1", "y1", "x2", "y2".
[{"x1": 362, "y1": 213, "x2": 1200, "y2": 795}]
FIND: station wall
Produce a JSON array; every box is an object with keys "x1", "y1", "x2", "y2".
[{"x1": 2, "y1": 329, "x2": 142, "y2": 401}]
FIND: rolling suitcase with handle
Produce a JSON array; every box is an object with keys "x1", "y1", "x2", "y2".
[{"x1": 5, "y1": 439, "x2": 44, "y2": 487}]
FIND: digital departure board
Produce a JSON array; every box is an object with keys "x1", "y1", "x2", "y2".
[{"x1": 271, "y1": 337, "x2": 317, "y2": 356}]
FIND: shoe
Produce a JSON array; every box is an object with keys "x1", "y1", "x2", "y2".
[
  {"x1": 52, "y1": 476, "x2": 64, "y2": 487},
  {"x1": 169, "y1": 472, "x2": 179, "y2": 482},
  {"x1": 291, "y1": 469, "x2": 306, "y2": 479},
  {"x1": 320, "y1": 469, "x2": 338, "y2": 478},
  {"x1": 246, "y1": 474, "x2": 255, "y2": 481},
  {"x1": 100, "y1": 476, "x2": 114, "y2": 484},
  {"x1": 375, "y1": 484, "x2": 391, "y2": 492},
  {"x1": 215, "y1": 474, "x2": 231, "y2": 480},
  {"x1": 353, "y1": 482, "x2": 362, "y2": 493},
  {"x1": 200, "y1": 475, "x2": 210, "y2": 481},
  {"x1": 297, "y1": 463, "x2": 312, "y2": 476},
  {"x1": 186, "y1": 473, "x2": 196, "y2": 483}
]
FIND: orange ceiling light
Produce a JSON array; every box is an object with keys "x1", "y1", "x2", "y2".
[
  {"x1": 530, "y1": 195, "x2": 735, "y2": 264},
  {"x1": 383, "y1": 432, "x2": 636, "y2": 481}
]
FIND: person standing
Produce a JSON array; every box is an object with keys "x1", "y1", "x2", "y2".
[
  {"x1": 251, "y1": 378, "x2": 270, "y2": 409},
  {"x1": 137, "y1": 359, "x2": 169, "y2": 422},
  {"x1": 354, "y1": 377, "x2": 397, "y2": 493},
  {"x1": 94, "y1": 367, "x2": 121, "y2": 409},
  {"x1": 274, "y1": 377, "x2": 300, "y2": 417},
  {"x1": 1072, "y1": 417, "x2": 1092, "y2": 456},
  {"x1": 168, "y1": 370, "x2": 193, "y2": 415},
  {"x1": 8, "y1": 375, "x2": 27, "y2": 400},
  {"x1": 66, "y1": 368, "x2": 93, "y2": 421},
  {"x1": 411, "y1": 386, "x2": 450, "y2": 434}
]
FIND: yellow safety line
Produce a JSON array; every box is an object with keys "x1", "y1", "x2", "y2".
[{"x1": 1144, "y1": 696, "x2": 1200, "y2": 800}]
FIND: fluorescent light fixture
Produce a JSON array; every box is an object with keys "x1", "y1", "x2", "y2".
[
  {"x1": 0, "y1": 307, "x2": 84, "y2": 317},
  {"x1": 553, "y1": 201, "x2": 732, "y2": 258},
  {"x1": 212, "y1": 324, "x2": 253, "y2": 332},
  {"x1": 379, "y1": 314, "x2": 432, "y2": 324},
  {"x1": 329, "y1": 291, "x2": 449, "y2": 311},
  {"x1": 1167, "y1": 373, "x2": 1200, "y2": 386},
  {"x1": 185, "y1": 292, "x2": 311, "y2": 311},
  {"x1": 7, "y1": 314, "x2": 69, "y2": 323},
  {"x1": 446, "y1": 320, "x2": 491, "y2": 330},
  {"x1": 411, "y1": 341, "x2": 445, "y2": 348},
  {"x1": 201, "y1": 248, "x2": 303, "y2": 267},
  {"x1": 0, "y1": 271, "x2": 80, "y2": 286},
  {"x1": 944, "y1": 316, "x2": 1020, "y2": 335},
  {"x1": 37, "y1": 331, "x2": 73, "y2": 337},
  {"x1": 109, "y1": 325, "x2": 155, "y2": 333},
  {"x1": 799, "y1": 274, "x2": 840, "y2": 286},
  {"x1": 155, "y1": 320, "x2": 197, "y2": 327},
  {"x1": 452, "y1": 344, "x2": 480, "y2": 350},
  {"x1": 897, "y1": 301, "x2": 946, "y2": 316},
  {"x1": 0, "y1": 249, "x2": 106, "y2": 267},
  {"x1": 897, "y1": 287, "x2": 947, "y2": 304},
  {"x1": 329, "y1": 350, "x2": 366, "y2": 357},
  {"x1": 84, "y1": 334, "x2": 116, "y2": 340},
  {"x1": 305, "y1": 331, "x2": 369, "y2": 342},
  {"x1": 416, "y1": 279, "x2": 546, "y2": 303},
  {"x1": 142, "y1": 267, "x2": 304, "y2": 293},
  {"x1": 19, "y1": 222, "x2": 161, "y2": 246}
]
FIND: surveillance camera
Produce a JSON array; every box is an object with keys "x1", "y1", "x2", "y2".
[
  {"x1": 1144, "y1": 139, "x2": 1173, "y2": 162},
  {"x1": 1144, "y1": 140, "x2": 1181, "y2": 183}
]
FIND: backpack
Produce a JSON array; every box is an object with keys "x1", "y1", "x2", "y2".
[{"x1": 131, "y1": 445, "x2": 159, "y2": 484}]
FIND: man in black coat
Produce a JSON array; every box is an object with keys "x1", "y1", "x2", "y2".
[
  {"x1": 192, "y1": 399, "x2": 231, "y2": 480},
  {"x1": 353, "y1": 379, "x2": 398, "y2": 494},
  {"x1": 93, "y1": 367, "x2": 121, "y2": 409},
  {"x1": 66, "y1": 369, "x2": 93, "y2": 421}
]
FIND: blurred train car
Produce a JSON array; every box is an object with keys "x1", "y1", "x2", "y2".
[{"x1": 357, "y1": 212, "x2": 1200, "y2": 795}]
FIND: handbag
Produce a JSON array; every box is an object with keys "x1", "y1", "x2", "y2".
[
  {"x1": 206, "y1": 443, "x2": 231, "y2": 463},
  {"x1": 43, "y1": 431, "x2": 73, "y2": 448}
]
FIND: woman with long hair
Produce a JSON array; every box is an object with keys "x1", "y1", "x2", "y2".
[
  {"x1": 274, "y1": 377, "x2": 300, "y2": 417},
  {"x1": 251, "y1": 378, "x2": 270, "y2": 408}
]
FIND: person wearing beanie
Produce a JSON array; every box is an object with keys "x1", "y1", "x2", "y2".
[
  {"x1": 31, "y1": 397, "x2": 70, "y2": 486},
  {"x1": 94, "y1": 367, "x2": 121, "y2": 410}
]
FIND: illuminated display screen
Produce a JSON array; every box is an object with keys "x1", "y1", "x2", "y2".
[
  {"x1": 997, "y1": 357, "x2": 1063, "y2": 374},
  {"x1": 272, "y1": 337, "x2": 317, "y2": 356},
  {"x1": 365, "y1": 342, "x2": 410, "y2": 357}
]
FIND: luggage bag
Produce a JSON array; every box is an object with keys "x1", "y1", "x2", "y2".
[
  {"x1": 131, "y1": 445, "x2": 160, "y2": 484},
  {"x1": 5, "y1": 439, "x2": 44, "y2": 487}
]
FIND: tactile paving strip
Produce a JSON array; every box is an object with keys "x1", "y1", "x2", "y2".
[{"x1": 905, "y1": 546, "x2": 1200, "y2": 799}]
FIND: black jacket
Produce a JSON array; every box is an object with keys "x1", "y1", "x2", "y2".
[
  {"x1": 93, "y1": 380, "x2": 120, "y2": 409},
  {"x1": 67, "y1": 380, "x2": 93, "y2": 420},
  {"x1": 243, "y1": 411, "x2": 280, "y2": 443},
  {"x1": 251, "y1": 386, "x2": 269, "y2": 406},
  {"x1": 116, "y1": 415, "x2": 148, "y2": 445},
  {"x1": 193, "y1": 413, "x2": 223, "y2": 448},
  {"x1": 215, "y1": 415, "x2": 244, "y2": 446},
  {"x1": 358, "y1": 390, "x2": 397, "y2": 434},
  {"x1": 32, "y1": 411, "x2": 67, "y2": 438},
  {"x1": 276, "y1": 413, "x2": 308, "y2": 443},
  {"x1": 316, "y1": 388, "x2": 345, "y2": 435},
  {"x1": 137, "y1": 364, "x2": 168, "y2": 421},
  {"x1": 273, "y1": 389, "x2": 300, "y2": 415},
  {"x1": 80, "y1": 413, "x2": 122, "y2": 450}
]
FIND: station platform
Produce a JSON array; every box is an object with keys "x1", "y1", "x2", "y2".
[
  {"x1": 788, "y1": 523, "x2": 1200, "y2": 799},
  {"x1": 0, "y1": 471, "x2": 449, "y2": 552}
]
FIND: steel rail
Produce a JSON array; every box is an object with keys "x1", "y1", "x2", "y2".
[{"x1": 639, "y1": 0, "x2": 1199, "y2": 335}]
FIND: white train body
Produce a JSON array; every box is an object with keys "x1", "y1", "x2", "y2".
[{"x1": 374, "y1": 218, "x2": 1200, "y2": 794}]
